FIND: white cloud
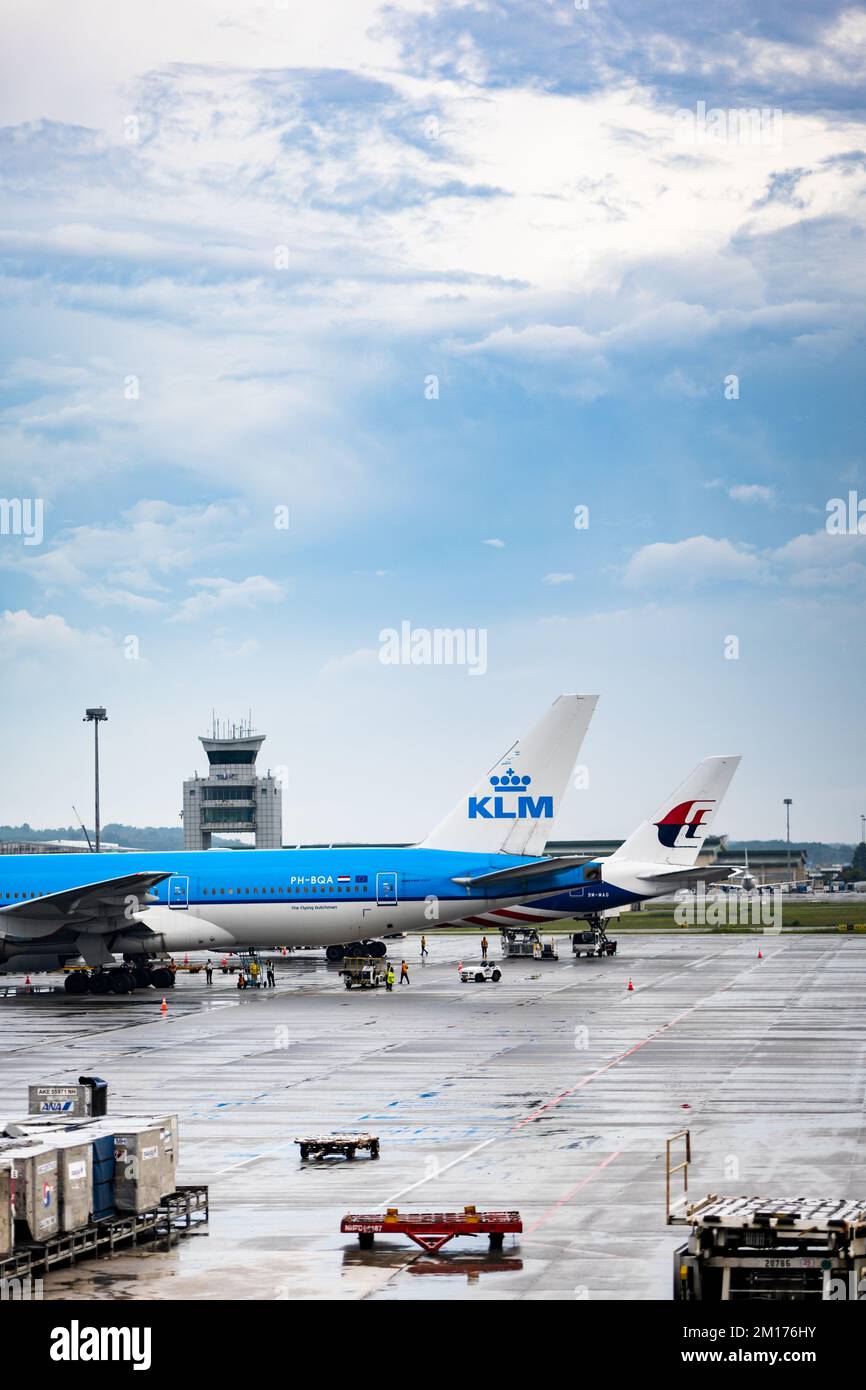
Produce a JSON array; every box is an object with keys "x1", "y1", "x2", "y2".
[
  {"x1": 170, "y1": 575, "x2": 285, "y2": 623},
  {"x1": 543, "y1": 572, "x2": 575, "y2": 585},
  {"x1": 0, "y1": 499, "x2": 241, "y2": 597},
  {"x1": 729, "y1": 483, "x2": 774, "y2": 504},
  {"x1": 771, "y1": 528, "x2": 866, "y2": 588},
  {"x1": 624, "y1": 525, "x2": 866, "y2": 592},
  {"x1": 624, "y1": 535, "x2": 764, "y2": 588},
  {"x1": 483, "y1": 538, "x2": 506, "y2": 548},
  {"x1": 0, "y1": 608, "x2": 111, "y2": 656},
  {"x1": 81, "y1": 586, "x2": 165, "y2": 613},
  {"x1": 462, "y1": 324, "x2": 599, "y2": 358}
]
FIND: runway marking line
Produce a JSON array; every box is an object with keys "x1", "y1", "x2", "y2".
[{"x1": 526, "y1": 1147, "x2": 626, "y2": 1233}]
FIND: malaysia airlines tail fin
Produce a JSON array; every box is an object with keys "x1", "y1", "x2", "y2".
[
  {"x1": 609, "y1": 755, "x2": 741, "y2": 868},
  {"x1": 419, "y1": 694, "x2": 598, "y2": 856}
]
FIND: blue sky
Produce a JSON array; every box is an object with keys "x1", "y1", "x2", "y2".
[{"x1": 0, "y1": 0, "x2": 864, "y2": 843}]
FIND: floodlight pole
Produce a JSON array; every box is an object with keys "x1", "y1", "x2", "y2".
[
  {"x1": 83, "y1": 707, "x2": 108, "y2": 852},
  {"x1": 783, "y1": 798, "x2": 793, "y2": 887}
]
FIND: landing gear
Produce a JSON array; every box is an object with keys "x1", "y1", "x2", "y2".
[
  {"x1": 63, "y1": 962, "x2": 171, "y2": 995},
  {"x1": 571, "y1": 915, "x2": 618, "y2": 957},
  {"x1": 327, "y1": 940, "x2": 387, "y2": 963}
]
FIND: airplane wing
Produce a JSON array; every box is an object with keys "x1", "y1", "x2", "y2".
[
  {"x1": 451, "y1": 857, "x2": 593, "y2": 891},
  {"x1": 0, "y1": 871, "x2": 174, "y2": 968},
  {"x1": 0, "y1": 872, "x2": 171, "y2": 930}
]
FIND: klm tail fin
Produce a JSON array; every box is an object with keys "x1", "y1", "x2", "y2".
[
  {"x1": 610, "y1": 755, "x2": 741, "y2": 867},
  {"x1": 420, "y1": 694, "x2": 598, "y2": 856}
]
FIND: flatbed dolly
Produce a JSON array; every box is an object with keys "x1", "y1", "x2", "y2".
[
  {"x1": 295, "y1": 1133, "x2": 380, "y2": 1161},
  {"x1": 341, "y1": 1204, "x2": 522, "y2": 1252}
]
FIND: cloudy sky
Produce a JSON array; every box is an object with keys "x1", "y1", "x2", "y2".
[{"x1": 1, "y1": 0, "x2": 864, "y2": 844}]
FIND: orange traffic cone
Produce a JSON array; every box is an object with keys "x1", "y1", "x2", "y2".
[
  {"x1": 160, "y1": 997, "x2": 168, "y2": 1014},
  {"x1": 25, "y1": 975, "x2": 31, "y2": 993},
  {"x1": 757, "y1": 949, "x2": 763, "y2": 959},
  {"x1": 627, "y1": 977, "x2": 634, "y2": 992}
]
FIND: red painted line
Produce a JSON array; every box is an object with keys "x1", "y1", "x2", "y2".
[
  {"x1": 495, "y1": 907, "x2": 546, "y2": 922},
  {"x1": 526, "y1": 1147, "x2": 626, "y2": 1233},
  {"x1": 514, "y1": 1002, "x2": 698, "y2": 1128}
]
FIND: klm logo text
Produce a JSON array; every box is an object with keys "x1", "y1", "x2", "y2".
[
  {"x1": 469, "y1": 767, "x2": 552, "y2": 820},
  {"x1": 468, "y1": 794, "x2": 553, "y2": 820}
]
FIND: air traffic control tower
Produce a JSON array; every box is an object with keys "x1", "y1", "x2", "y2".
[{"x1": 182, "y1": 717, "x2": 282, "y2": 850}]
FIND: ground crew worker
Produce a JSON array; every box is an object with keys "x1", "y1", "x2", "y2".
[
  {"x1": 400, "y1": 960, "x2": 410, "y2": 985},
  {"x1": 236, "y1": 971, "x2": 246, "y2": 990},
  {"x1": 205, "y1": 959, "x2": 213, "y2": 985},
  {"x1": 266, "y1": 961, "x2": 275, "y2": 988},
  {"x1": 420, "y1": 934, "x2": 428, "y2": 958},
  {"x1": 249, "y1": 959, "x2": 260, "y2": 988},
  {"x1": 481, "y1": 936, "x2": 489, "y2": 961},
  {"x1": 385, "y1": 965, "x2": 395, "y2": 992}
]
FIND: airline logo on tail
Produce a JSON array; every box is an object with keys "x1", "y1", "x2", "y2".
[
  {"x1": 468, "y1": 768, "x2": 553, "y2": 821},
  {"x1": 655, "y1": 799, "x2": 715, "y2": 849}
]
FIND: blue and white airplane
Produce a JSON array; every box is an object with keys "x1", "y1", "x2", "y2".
[{"x1": 0, "y1": 695, "x2": 739, "y2": 994}]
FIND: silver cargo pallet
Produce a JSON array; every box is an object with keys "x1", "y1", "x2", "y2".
[
  {"x1": 665, "y1": 1132, "x2": 866, "y2": 1300},
  {"x1": 0, "y1": 1185, "x2": 208, "y2": 1283}
]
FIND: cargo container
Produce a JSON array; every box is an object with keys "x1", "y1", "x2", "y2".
[
  {"x1": 0, "y1": 1142, "x2": 59, "y2": 1242},
  {"x1": 27, "y1": 1076, "x2": 107, "y2": 1119},
  {"x1": 50, "y1": 1135, "x2": 92, "y2": 1232},
  {"x1": 113, "y1": 1126, "x2": 168, "y2": 1214},
  {"x1": 112, "y1": 1115, "x2": 178, "y2": 1203},
  {"x1": 10, "y1": 1121, "x2": 114, "y2": 1226}
]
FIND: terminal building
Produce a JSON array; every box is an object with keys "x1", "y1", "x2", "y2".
[{"x1": 182, "y1": 718, "x2": 282, "y2": 851}]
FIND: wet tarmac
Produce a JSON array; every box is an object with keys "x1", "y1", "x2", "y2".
[{"x1": 2, "y1": 931, "x2": 865, "y2": 1301}]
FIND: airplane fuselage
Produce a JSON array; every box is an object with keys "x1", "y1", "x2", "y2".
[{"x1": 0, "y1": 845, "x2": 644, "y2": 969}]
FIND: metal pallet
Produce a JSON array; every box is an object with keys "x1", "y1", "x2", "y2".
[{"x1": 0, "y1": 1185, "x2": 208, "y2": 1283}]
